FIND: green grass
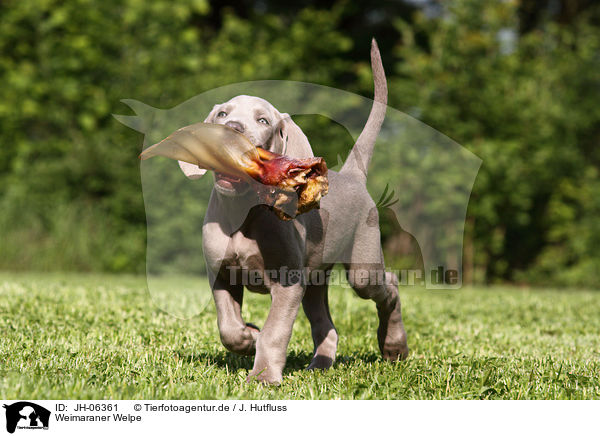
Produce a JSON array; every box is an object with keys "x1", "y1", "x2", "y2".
[{"x1": 1, "y1": 272, "x2": 599, "y2": 399}]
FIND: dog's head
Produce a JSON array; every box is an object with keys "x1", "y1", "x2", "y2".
[{"x1": 178, "y1": 95, "x2": 313, "y2": 197}]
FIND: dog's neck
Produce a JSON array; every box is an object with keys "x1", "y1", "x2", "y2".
[{"x1": 213, "y1": 190, "x2": 261, "y2": 235}]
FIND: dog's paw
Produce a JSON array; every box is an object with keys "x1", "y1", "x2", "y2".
[
  {"x1": 306, "y1": 355, "x2": 334, "y2": 370},
  {"x1": 379, "y1": 323, "x2": 409, "y2": 361},
  {"x1": 381, "y1": 339, "x2": 409, "y2": 362},
  {"x1": 246, "y1": 367, "x2": 282, "y2": 386}
]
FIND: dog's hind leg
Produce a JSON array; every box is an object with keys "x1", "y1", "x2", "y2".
[
  {"x1": 344, "y1": 262, "x2": 408, "y2": 361},
  {"x1": 211, "y1": 273, "x2": 259, "y2": 356},
  {"x1": 302, "y1": 278, "x2": 338, "y2": 370}
]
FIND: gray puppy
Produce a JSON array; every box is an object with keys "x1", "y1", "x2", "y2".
[{"x1": 179, "y1": 40, "x2": 408, "y2": 384}]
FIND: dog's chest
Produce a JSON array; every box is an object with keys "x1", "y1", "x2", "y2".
[
  {"x1": 202, "y1": 225, "x2": 265, "y2": 270},
  {"x1": 218, "y1": 232, "x2": 270, "y2": 293},
  {"x1": 228, "y1": 231, "x2": 265, "y2": 271},
  {"x1": 203, "y1": 206, "x2": 307, "y2": 291}
]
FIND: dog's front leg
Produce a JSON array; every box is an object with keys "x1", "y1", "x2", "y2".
[
  {"x1": 212, "y1": 273, "x2": 258, "y2": 356},
  {"x1": 247, "y1": 282, "x2": 304, "y2": 385}
]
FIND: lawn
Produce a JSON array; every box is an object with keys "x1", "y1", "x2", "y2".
[{"x1": 1, "y1": 272, "x2": 599, "y2": 399}]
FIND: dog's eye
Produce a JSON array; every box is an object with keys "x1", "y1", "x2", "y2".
[
  {"x1": 258, "y1": 118, "x2": 269, "y2": 125},
  {"x1": 217, "y1": 111, "x2": 227, "y2": 118}
]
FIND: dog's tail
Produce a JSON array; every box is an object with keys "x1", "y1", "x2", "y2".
[{"x1": 340, "y1": 38, "x2": 387, "y2": 184}]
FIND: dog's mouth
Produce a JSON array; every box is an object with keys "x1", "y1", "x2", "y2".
[
  {"x1": 214, "y1": 144, "x2": 266, "y2": 195},
  {"x1": 215, "y1": 172, "x2": 249, "y2": 195}
]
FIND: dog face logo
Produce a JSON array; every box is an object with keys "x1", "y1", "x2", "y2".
[
  {"x1": 3, "y1": 402, "x2": 50, "y2": 434},
  {"x1": 286, "y1": 269, "x2": 304, "y2": 286}
]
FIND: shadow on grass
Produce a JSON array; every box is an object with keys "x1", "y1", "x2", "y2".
[
  {"x1": 335, "y1": 352, "x2": 381, "y2": 365},
  {"x1": 175, "y1": 349, "x2": 382, "y2": 373},
  {"x1": 176, "y1": 350, "x2": 254, "y2": 369}
]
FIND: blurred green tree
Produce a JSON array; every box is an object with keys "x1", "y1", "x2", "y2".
[
  {"x1": 389, "y1": 0, "x2": 600, "y2": 284},
  {"x1": 0, "y1": 0, "x2": 354, "y2": 272}
]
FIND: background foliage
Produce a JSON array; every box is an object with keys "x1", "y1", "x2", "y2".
[{"x1": 0, "y1": 0, "x2": 599, "y2": 286}]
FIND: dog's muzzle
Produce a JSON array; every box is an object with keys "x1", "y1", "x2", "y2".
[{"x1": 214, "y1": 172, "x2": 250, "y2": 196}]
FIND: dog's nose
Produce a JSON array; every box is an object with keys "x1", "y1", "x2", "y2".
[{"x1": 225, "y1": 121, "x2": 245, "y2": 133}]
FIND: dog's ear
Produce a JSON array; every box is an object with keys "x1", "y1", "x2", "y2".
[
  {"x1": 279, "y1": 113, "x2": 314, "y2": 158},
  {"x1": 203, "y1": 104, "x2": 220, "y2": 124},
  {"x1": 177, "y1": 105, "x2": 221, "y2": 179}
]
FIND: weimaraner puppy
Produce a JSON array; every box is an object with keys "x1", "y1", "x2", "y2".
[{"x1": 179, "y1": 40, "x2": 408, "y2": 384}]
